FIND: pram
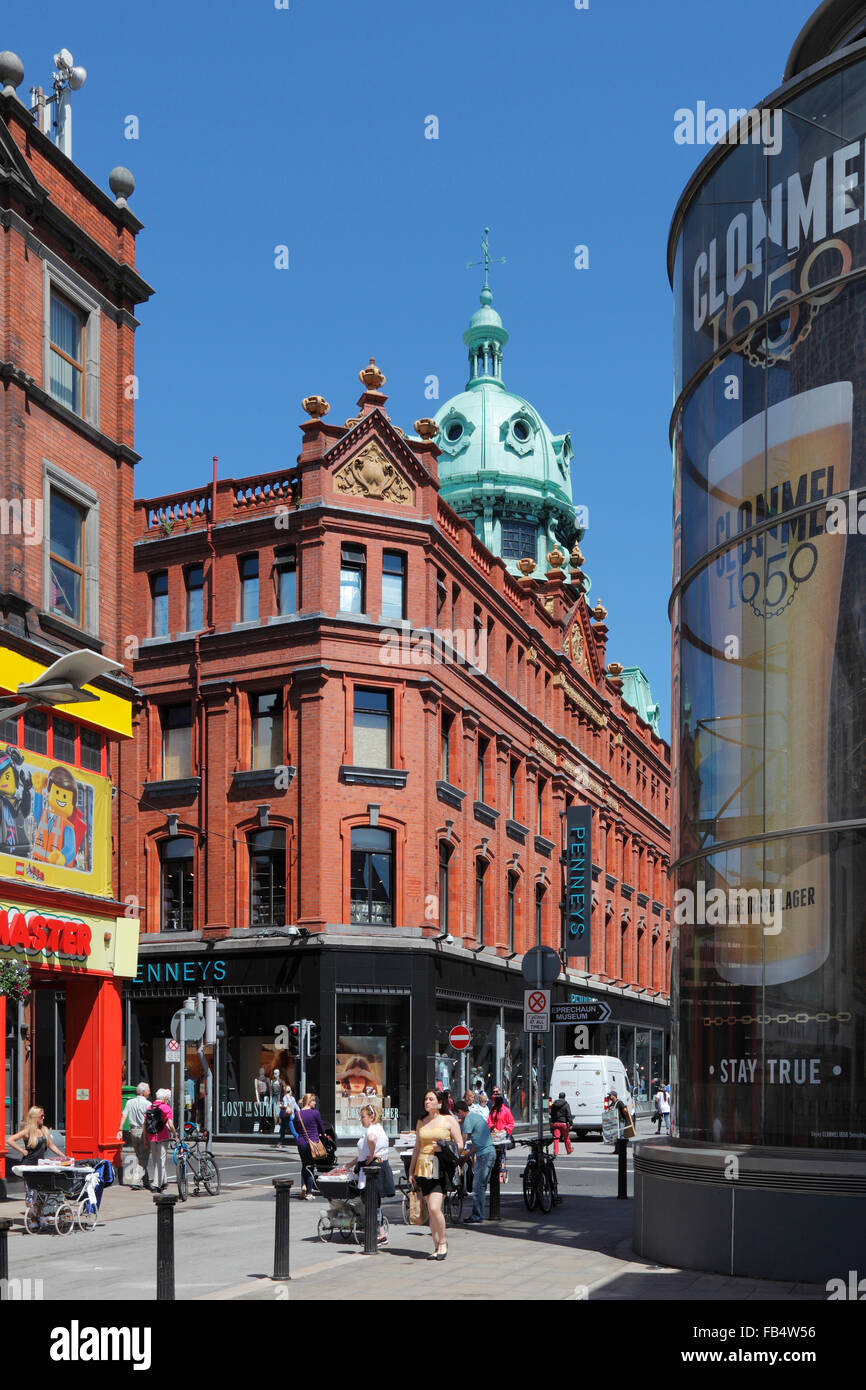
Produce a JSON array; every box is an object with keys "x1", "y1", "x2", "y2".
[
  {"x1": 315, "y1": 1167, "x2": 390, "y2": 1244},
  {"x1": 13, "y1": 1160, "x2": 114, "y2": 1235}
]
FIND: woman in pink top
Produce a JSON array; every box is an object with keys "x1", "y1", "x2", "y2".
[
  {"x1": 487, "y1": 1088, "x2": 515, "y2": 1138},
  {"x1": 145, "y1": 1088, "x2": 178, "y2": 1193}
]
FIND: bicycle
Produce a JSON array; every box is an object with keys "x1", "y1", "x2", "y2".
[
  {"x1": 519, "y1": 1137, "x2": 560, "y2": 1214},
  {"x1": 399, "y1": 1157, "x2": 470, "y2": 1226},
  {"x1": 172, "y1": 1128, "x2": 221, "y2": 1200}
]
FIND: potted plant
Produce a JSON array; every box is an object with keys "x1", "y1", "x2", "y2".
[{"x1": 0, "y1": 958, "x2": 31, "y2": 1004}]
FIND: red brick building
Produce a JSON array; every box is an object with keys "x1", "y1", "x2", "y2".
[
  {"x1": 0, "y1": 56, "x2": 150, "y2": 1173},
  {"x1": 125, "y1": 325, "x2": 672, "y2": 1137}
]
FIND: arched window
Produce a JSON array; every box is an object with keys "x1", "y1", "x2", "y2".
[
  {"x1": 159, "y1": 837, "x2": 195, "y2": 931},
  {"x1": 507, "y1": 871, "x2": 518, "y2": 953},
  {"x1": 535, "y1": 884, "x2": 546, "y2": 946},
  {"x1": 475, "y1": 857, "x2": 487, "y2": 943},
  {"x1": 439, "y1": 841, "x2": 452, "y2": 934},
  {"x1": 249, "y1": 827, "x2": 286, "y2": 925},
  {"x1": 351, "y1": 826, "x2": 394, "y2": 926}
]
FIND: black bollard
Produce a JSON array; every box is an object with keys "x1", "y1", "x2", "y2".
[
  {"x1": 488, "y1": 1147, "x2": 502, "y2": 1222},
  {"x1": 153, "y1": 1194, "x2": 178, "y2": 1300},
  {"x1": 362, "y1": 1164, "x2": 381, "y2": 1254},
  {"x1": 271, "y1": 1177, "x2": 293, "y2": 1280},
  {"x1": 0, "y1": 1217, "x2": 12, "y2": 1298},
  {"x1": 615, "y1": 1138, "x2": 629, "y2": 1199}
]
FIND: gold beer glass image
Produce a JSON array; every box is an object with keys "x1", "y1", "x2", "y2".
[{"x1": 706, "y1": 382, "x2": 853, "y2": 985}]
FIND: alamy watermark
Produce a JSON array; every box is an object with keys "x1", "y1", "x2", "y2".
[
  {"x1": 674, "y1": 103, "x2": 782, "y2": 156},
  {"x1": 673, "y1": 883, "x2": 783, "y2": 935},
  {"x1": 379, "y1": 621, "x2": 487, "y2": 674},
  {"x1": 0, "y1": 498, "x2": 43, "y2": 545}
]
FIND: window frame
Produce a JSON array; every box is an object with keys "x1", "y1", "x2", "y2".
[
  {"x1": 438, "y1": 841, "x2": 452, "y2": 935},
  {"x1": 185, "y1": 563, "x2": 205, "y2": 632},
  {"x1": 353, "y1": 686, "x2": 393, "y2": 768},
  {"x1": 160, "y1": 703, "x2": 194, "y2": 781},
  {"x1": 350, "y1": 824, "x2": 395, "y2": 926},
  {"x1": 48, "y1": 490, "x2": 86, "y2": 628},
  {"x1": 274, "y1": 547, "x2": 298, "y2": 615},
  {"x1": 250, "y1": 690, "x2": 284, "y2": 770},
  {"x1": 340, "y1": 543, "x2": 366, "y2": 614},
  {"x1": 248, "y1": 826, "x2": 287, "y2": 927},
  {"x1": 159, "y1": 836, "x2": 196, "y2": 932},
  {"x1": 151, "y1": 570, "x2": 169, "y2": 638},
  {"x1": 475, "y1": 857, "x2": 487, "y2": 944},
  {"x1": 239, "y1": 553, "x2": 260, "y2": 623},
  {"x1": 43, "y1": 258, "x2": 100, "y2": 428},
  {"x1": 43, "y1": 464, "x2": 99, "y2": 635},
  {"x1": 381, "y1": 550, "x2": 406, "y2": 622},
  {"x1": 48, "y1": 289, "x2": 86, "y2": 416}
]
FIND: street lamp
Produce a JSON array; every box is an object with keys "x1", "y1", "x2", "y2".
[{"x1": 0, "y1": 649, "x2": 122, "y2": 722}]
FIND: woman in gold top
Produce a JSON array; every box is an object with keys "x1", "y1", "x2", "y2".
[{"x1": 408, "y1": 1089, "x2": 464, "y2": 1260}]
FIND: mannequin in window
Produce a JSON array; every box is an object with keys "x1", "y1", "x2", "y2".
[
  {"x1": 253, "y1": 1066, "x2": 269, "y2": 1131},
  {"x1": 269, "y1": 1068, "x2": 284, "y2": 1131}
]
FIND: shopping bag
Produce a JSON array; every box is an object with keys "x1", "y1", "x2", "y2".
[{"x1": 408, "y1": 1187, "x2": 428, "y2": 1226}]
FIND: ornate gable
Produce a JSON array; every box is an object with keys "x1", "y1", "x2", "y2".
[
  {"x1": 563, "y1": 605, "x2": 597, "y2": 683},
  {"x1": 333, "y1": 439, "x2": 414, "y2": 505}
]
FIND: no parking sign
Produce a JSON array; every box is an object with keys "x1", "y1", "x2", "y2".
[{"x1": 164, "y1": 1037, "x2": 181, "y2": 1064}]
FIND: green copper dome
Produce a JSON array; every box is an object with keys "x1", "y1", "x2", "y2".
[{"x1": 434, "y1": 276, "x2": 582, "y2": 575}]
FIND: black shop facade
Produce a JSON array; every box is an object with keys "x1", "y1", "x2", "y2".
[{"x1": 124, "y1": 935, "x2": 667, "y2": 1139}]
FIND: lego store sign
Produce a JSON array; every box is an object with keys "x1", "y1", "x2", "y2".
[
  {"x1": 0, "y1": 902, "x2": 139, "y2": 978},
  {"x1": 0, "y1": 742, "x2": 111, "y2": 897}
]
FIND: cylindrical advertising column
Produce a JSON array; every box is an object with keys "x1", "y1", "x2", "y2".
[{"x1": 634, "y1": 1, "x2": 866, "y2": 1282}]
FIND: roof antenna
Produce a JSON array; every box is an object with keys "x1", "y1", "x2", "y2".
[{"x1": 29, "y1": 48, "x2": 87, "y2": 157}]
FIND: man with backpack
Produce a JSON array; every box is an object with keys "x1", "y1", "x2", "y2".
[
  {"x1": 144, "y1": 1088, "x2": 178, "y2": 1193},
  {"x1": 550, "y1": 1092, "x2": 574, "y2": 1155}
]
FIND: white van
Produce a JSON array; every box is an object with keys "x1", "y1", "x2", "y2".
[{"x1": 548, "y1": 1055, "x2": 630, "y2": 1138}]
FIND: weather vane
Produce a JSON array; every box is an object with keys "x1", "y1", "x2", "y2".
[{"x1": 466, "y1": 227, "x2": 505, "y2": 293}]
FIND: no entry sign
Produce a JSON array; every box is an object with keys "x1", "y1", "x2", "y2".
[{"x1": 449, "y1": 1024, "x2": 472, "y2": 1051}]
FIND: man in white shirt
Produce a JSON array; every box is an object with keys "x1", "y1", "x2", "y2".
[
  {"x1": 117, "y1": 1082, "x2": 152, "y2": 1190},
  {"x1": 655, "y1": 1086, "x2": 671, "y2": 1135}
]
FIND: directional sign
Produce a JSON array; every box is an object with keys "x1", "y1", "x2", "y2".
[
  {"x1": 521, "y1": 945, "x2": 561, "y2": 985},
  {"x1": 449, "y1": 1024, "x2": 472, "y2": 1052},
  {"x1": 165, "y1": 1037, "x2": 181, "y2": 1064},
  {"x1": 551, "y1": 1000, "x2": 611, "y2": 1024},
  {"x1": 524, "y1": 988, "x2": 551, "y2": 1033}
]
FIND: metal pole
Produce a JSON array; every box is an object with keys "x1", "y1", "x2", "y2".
[
  {"x1": 362, "y1": 1164, "x2": 380, "y2": 1254},
  {"x1": 488, "y1": 1147, "x2": 501, "y2": 1221},
  {"x1": 0, "y1": 1217, "x2": 12, "y2": 1298},
  {"x1": 154, "y1": 1194, "x2": 178, "y2": 1300},
  {"x1": 178, "y1": 1011, "x2": 185, "y2": 1137},
  {"x1": 536, "y1": 959, "x2": 544, "y2": 1155},
  {"x1": 271, "y1": 1176, "x2": 293, "y2": 1279},
  {"x1": 616, "y1": 1137, "x2": 628, "y2": 1199}
]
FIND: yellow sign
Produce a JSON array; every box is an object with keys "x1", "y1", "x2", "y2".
[
  {"x1": 0, "y1": 742, "x2": 112, "y2": 897},
  {"x1": 0, "y1": 901, "x2": 139, "y2": 978},
  {"x1": 0, "y1": 646, "x2": 132, "y2": 739}
]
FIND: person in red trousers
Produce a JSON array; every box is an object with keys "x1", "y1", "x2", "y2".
[{"x1": 550, "y1": 1092, "x2": 574, "y2": 1156}]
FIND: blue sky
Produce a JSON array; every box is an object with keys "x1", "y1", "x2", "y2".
[{"x1": 8, "y1": 0, "x2": 820, "y2": 735}]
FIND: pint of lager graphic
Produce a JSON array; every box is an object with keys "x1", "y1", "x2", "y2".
[{"x1": 706, "y1": 383, "x2": 853, "y2": 985}]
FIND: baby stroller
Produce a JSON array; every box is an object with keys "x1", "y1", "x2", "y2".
[
  {"x1": 13, "y1": 1159, "x2": 114, "y2": 1235},
  {"x1": 315, "y1": 1166, "x2": 390, "y2": 1245}
]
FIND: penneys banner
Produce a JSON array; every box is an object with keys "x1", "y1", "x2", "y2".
[{"x1": 0, "y1": 742, "x2": 111, "y2": 898}]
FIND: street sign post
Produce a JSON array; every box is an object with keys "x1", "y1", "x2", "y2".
[
  {"x1": 449, "y1": 1024, "x2": 472, "y2": 1052},
  {"x1": 170, "y1": 1009, "x2": 205, "y2": 1043},
  {"x1": 524, "y1": 989, "x2": 550, "y2": 1033},
  {"x1": 165, "y1": 1038, "x2": 180, "y2": 1065},
  {"x1": 521, "y1": 945, "x2": 561, "y2": 985},
  {"x1": 551, "y1": 1000, "x2": 612, "y2": 1024}
]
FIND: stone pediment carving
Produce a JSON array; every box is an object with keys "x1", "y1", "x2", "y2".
[{"x1": 333, "y1": 440, "x2": 413, "y2": 505}]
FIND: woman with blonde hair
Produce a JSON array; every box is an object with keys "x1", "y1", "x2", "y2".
[
  {"x1": 8, "y1": 1106, "x2": 66, "y2": 1164},
  {"x1": 355, "y1": 1103, "x2": 392, "y2": 1246},
  {"x1": 8, "y1": 1106, "x2": 67, "y2": 1228},
  {"x1": 294, "y1": 1092, "x2": 327, "y2": 1199}
]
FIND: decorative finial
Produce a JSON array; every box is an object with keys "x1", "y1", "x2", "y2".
[
  {"x1": 591, "y1": 599, "x2": 608, "y2": 622},
  {"x1": 0, "y1": 51, "x2": 24, "y2": 97},
  {"x1": 414, "y1": 418, "x2": 438, "y2": 439},
  {"x1": 569, "y1": 544, "x2": 584, "y2": 569},
  {"x1": 359, "y1": 357, "x2": 386, "y2": 390},
  {"x1": 302, "y1": 395, "x2": 330, "y2": 419},
  {"x1": 516, "y1": 558, "x2": 537, "y2": 577},
  {"x1": 466, "y1": 226, "x2": 505, "y2": 303},
  {"x1": 607, "y1": 661, "x2": 624, "y2": 690},
  {"x1": 109, "y1": 166, "x2": 135, "y2": 208},
  {"x1": 547, "y1": 545, "x2": 566, "y2": 570}
]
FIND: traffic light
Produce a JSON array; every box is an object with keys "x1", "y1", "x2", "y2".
[
  {"x1": 307, "y1": 1021, "x2": 321, "y2": 1057},
  {"x1": 215, "y1": 1002, "x2": 227, "y2": 1042},
  {"x1": 288, "y1": 1022, "x2": 302, "y2": 1057}
]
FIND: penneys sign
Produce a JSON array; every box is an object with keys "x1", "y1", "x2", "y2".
[
  {"x1": 565, "y1": 805, "x2": 592, "y2": 961},
  {"x1": 0, "y1": 905, "x2": 92, "y2": 959}
]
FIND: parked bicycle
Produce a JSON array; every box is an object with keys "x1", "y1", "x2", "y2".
[
  {"x1": 172, "y1": 1126, "x2": 221, "y2": 1200},
  {"x1": 519, "y1": 1137, "x2": 560, "y2": 1213}
]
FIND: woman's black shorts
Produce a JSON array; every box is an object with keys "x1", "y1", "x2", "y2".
[{"x1": 414, "y1": 1176, "x2": 446, "y2": 1196}]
